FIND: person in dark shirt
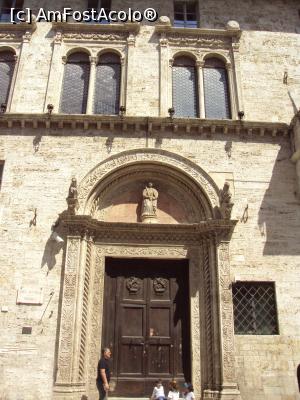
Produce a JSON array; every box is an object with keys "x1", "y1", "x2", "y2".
[{"x1": 96, "y1": 347, "x2": 112, "y2": 400}]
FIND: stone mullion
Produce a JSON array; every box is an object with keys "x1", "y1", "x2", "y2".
[
  {"x1": 43, "y1": 31, "x2": 63, "y2": 112},
  {"x1": 217, "y1": 240, "x2": 241, "y2": 400},
  {"x1": 55, "y1": 236, "x2": 82, "y2": 387},
  {"x1": 159, "y1": 34, "x2": 169, "y2": 117},
  {"x1": 86, "y1": 56, "x2": 97, "y2": 114},
  {"x1": 196, "y1": 61, "x2": 205, "y2": 119}
]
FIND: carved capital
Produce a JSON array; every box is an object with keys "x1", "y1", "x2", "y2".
[
  {"x1": 54, "y1": 31, "x2": 63, "y2": 44},
  {"x1": 127, "y1": 33, "x2": 136, "y2": 46},
  {"x1": 89, "y1": 56, "x2": 97, "y2": 65},
  {"x1": 22, "y1": 31, "x2": 32, "y2": 43}
]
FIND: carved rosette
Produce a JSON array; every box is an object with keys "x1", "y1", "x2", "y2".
[{"x1": 56, "y1": 237, "x2": 81, "y2": 383}]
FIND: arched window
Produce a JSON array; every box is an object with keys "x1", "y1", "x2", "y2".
[
  {"x1": 94, "y1": 52, "x2": 121, "y2": 115},
  {"x1": 0, "y1": 50, "x2": 16, "y2": 107},
  {"x1": 60, "y1": 52, "x2": 90, "y2": 114},
  {"x1": 172, "y1": 55, "x2": 198, "y2": 118},
  {"x1": 203, "y1": 57, "x2": 231, "y2": 119},
  {"x1": 297, "y1": 364, "x2": 300, "y2": 392}
]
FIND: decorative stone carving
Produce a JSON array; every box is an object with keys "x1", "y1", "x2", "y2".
[
  {"x1": 141, "y1": 182, "x2": 159, "y2": 223},
  {"x1": 77, "y1": 149, "x2": 220, "y2": 215},
  {"x1": 67, "y1": 178, "x2": 79, "y2": 215},
  {"x1": 167, "y1": 34, "x2": 231, "y2": 49},
  {"x1": 62, "y1": 32, "x2": 127, "y2": 42},
  {"x1": 126, "y1": 277, "x2": 141, "y2": 293},
  {"x1": 153, "y1": 277, "x2": 168, "y2": 294},
  {"x1": 219, "y1": 182, "x2": 233, "y2": 219}
]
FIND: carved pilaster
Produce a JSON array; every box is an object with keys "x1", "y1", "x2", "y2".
[
  {"x1": 217, "y1": 241, "x2": 241, "y2": 400},
  {"x1": 55, "y1": 237, "x2": 82, "y2": 385},
  {"x1": 189, "y1": 247, "x2": 202, "y2": 397}
]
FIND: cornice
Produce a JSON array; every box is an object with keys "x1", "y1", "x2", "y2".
[
  {"x1": 0, "y1": 21, "x2": 36, "y2": 34},
  {"x1": 52, "y1": 21, "x2": 140, "y2": 34},
  {"x1": 0, "y1": 113, "x2": 290, "y2": 139},
  {"x1": 155, "y1": 24, "x2": 241, "y2": 39},
  {"x1": 59, "y1": 214, "x2": 238, "y2": 244}
]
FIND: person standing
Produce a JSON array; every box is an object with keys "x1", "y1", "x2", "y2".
[{"x1": 96, "y1": 348, "x2": 112, "y2": 400}]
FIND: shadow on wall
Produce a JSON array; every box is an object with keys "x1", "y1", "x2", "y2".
[
  {"x1": 258, "y1": 142, "x2": 300, "y2": 255},
  {"x1": 41, "y1": 232, "x2": 64, "y2": 274}
]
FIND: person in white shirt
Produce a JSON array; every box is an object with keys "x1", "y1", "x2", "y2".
[
  {"x1": 151, "y1": 379, "x2": 165, "y2": 400},
  {"x1": 182, "y1": 383, "x2": 195, "y2": 400},
  {"x1": 167, "y1": 380, "x2": 179, "y2": 400}
]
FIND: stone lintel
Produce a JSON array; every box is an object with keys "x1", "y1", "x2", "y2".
[{"x1": 59, "y1": 215, "x2": 238, "y2": 244}]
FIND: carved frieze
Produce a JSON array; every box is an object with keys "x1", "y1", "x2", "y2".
[
  {"x1": 167, "y1": 34, "x2": 231, "y2": 49},
  {"x1": 62, "y1": 32, "x2": 128, "y2": 43}
]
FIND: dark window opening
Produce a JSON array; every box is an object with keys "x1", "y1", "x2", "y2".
[
  {"x1": 172, "y1": 55, "x2": 198, "y2": 118},
  {"x1": 60, "y1": 52, "x2": 90, "y2": 114},
  {"x1": 297, "y1": 365, "x2": 300, "y2": 392},
  {"x1": 0, "y1": 161, "x2": 4, "y2": 190},
  {"x1": 174, "y1": 1, "x2": 198, "y2": 28},
  {"x1": 0, "y1": 0, "x2": 23, "y2": 22},
  {"x1": 203, "y1": 57, "x2": 231, "y2": 119},
  {"x1": 87, "y1": 0, "x2": 111, "y2": 23},
  {"x1": 232, "y1": 282, "x2": 279, "y2": 335},
  {"x1": 0, "y1": 51, "x2": 16, "y2": 106},
  {"x1": 94, "y1": 52, "x2": 121, "y2": 115}
]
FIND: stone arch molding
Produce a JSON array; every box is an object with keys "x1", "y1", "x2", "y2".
[{"x1": 77, "y1": 148, "x2": 220, "y2": 218}]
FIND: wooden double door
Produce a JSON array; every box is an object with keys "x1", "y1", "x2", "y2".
[{"x1": 102, "y1": 258, "x2": 191, "y2": 396}]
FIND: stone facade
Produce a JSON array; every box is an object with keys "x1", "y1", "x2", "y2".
[{"x1": 0, "y1": 1, "x2": 300, "y2": 400}]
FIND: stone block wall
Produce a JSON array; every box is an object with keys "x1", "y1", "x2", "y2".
[{"x1": 0, "y1": 0, "x2": 300, "y2": 399}]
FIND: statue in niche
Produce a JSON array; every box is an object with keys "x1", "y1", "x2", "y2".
[
  {"x1": 141, "y1": 182, "x2": 158, "y2": 223},
  {"x1": 66, "y1": 178, "x2": 79, "y2": 215},
  {"x1": 219, "y1": 182, "x2": 234, "y2": 219}
]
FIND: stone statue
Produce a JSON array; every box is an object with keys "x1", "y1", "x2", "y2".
[
  {"x1": 66, "y1": 178, "x2": 78, "y2": 215},
  {"x1": 219, "y1": 182, "x2": 234, "y2": 219},
  {"x1": 68, "y1": 178, "x2": 78, "y2": 199},
  {"x1": 141, "y1": 182, "x2": 158, "y2": 223}
]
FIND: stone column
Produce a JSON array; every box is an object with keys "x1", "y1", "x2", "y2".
[
  {"x1": 226, "y1": 63, "x2": 238, "y2": 120},
  {"x1": 196, "y1": 60, "x2": 205, "y2": 119},
  {"x1": 120, "y1": 55, "x2": 126, "y2": 110},
  {"x1": 54, "y1": 235, "x2": 85, "y2": 399},
  {"x1": 159, "y1": 34, "x2": 169, "y2": 117},
  {"x1": 231, "y1": 38, "x2": 244, "y2": 118},
  {"x1": 86, "y1": 56, "x2": 97, "y2": 114},
  {"x1": 125, "y1": 33, "x2": 136, "y2": 115},
  {"x1": 291, "y1": 113, "x2": 300, "y2": 201},
  {"x1": 9, "y1": 31, "x2": 32, "y2": 112},
  {"x1": 43, "y1": 31, "x2": 63, "y2": 112},
  {"x1": 216, "y1": 240, "x2": 241, "y2": 400}
]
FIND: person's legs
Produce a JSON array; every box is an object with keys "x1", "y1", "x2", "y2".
[{"x1": 96, "y1": 381, "x2": 107, "y2": 400}]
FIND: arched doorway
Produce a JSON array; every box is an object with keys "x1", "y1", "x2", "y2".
[{"x1": 53, "y1": 149, "x2": 241, "y2": 400}]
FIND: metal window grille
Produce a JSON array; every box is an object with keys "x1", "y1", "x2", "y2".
[
  {"x1": 232, "y1": 282, "x2": 279, "y2": 335},
  {"x1": 0, "y1": 51, "x2": 15, "y2": 105},
  {"x1": 0, "y1": 0, "x2": 23, "y2": 21},
  {"x1": 94, "y1": 53, "x2": 121, "y2": 115},
  {"x1": 174, "y1": 1, "x2": 197, "y2": 28},
  {"x1": 60, "y1": 52, "x2": 90, "y2": 114},
  {"x1": 172, "y1": 56, "x2": 198, "y2": 118},
  {"x1": 203, "y1": 58, "x2": 231, "y2": 119}
]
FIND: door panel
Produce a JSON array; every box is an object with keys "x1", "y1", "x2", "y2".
[{"x1": 102, "y1": 258, "x2": 191, "y2": 396}]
